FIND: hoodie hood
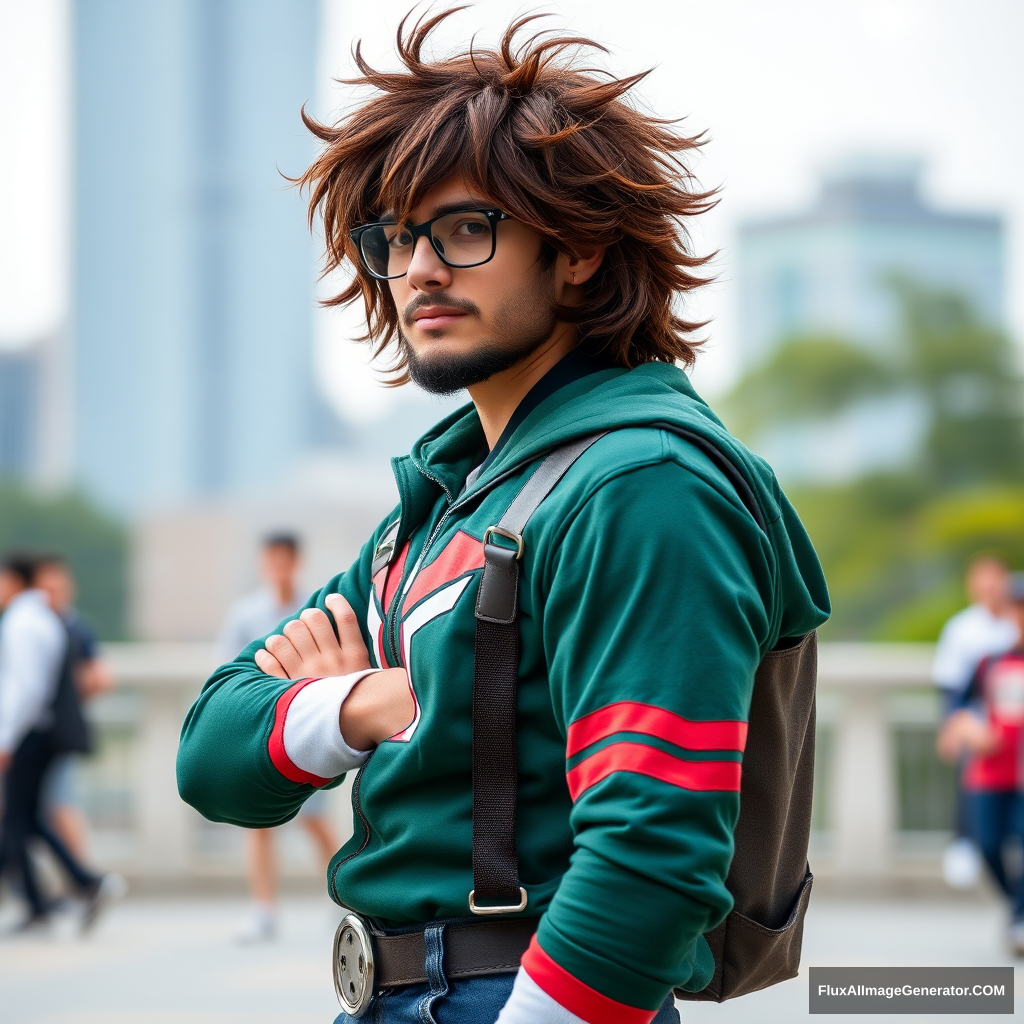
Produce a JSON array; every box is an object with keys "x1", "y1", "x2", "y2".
[{"x1": 406, "y1": 360, "x2": 830, "y2": 642}]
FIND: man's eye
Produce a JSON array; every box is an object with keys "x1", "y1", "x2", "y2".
[
  {"x1": 389, "y1": 230, "x2": 413, "y2": 248},
  {"x1": 454, "y1": 220, "x2": 487, "y2": 236}
]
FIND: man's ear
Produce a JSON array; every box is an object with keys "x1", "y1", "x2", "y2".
[{"x1": 563, "y1": 246, "x2": 606, "y2": 288}]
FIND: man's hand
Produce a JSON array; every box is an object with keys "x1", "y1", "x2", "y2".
[
  {"x1": 256, "y1": 594, "x2": 372, "y2": 680},
  {"x1": 936, "y1": 709, "x2": 997, "y2": 762},
  {"x1": 255, "y1": 594, "x2": 414, "y2": 749}
]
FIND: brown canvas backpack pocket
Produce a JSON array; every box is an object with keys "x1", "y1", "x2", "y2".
[{"x1": 677, "y1": 631, "x2": 818, "y2": 1001}]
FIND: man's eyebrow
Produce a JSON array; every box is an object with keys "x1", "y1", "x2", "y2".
[
  {"x1": 380, "y1": 199, "x2": 495, "y2": 223},
  {"x1": 430, "y1": 199, "x2": 494, "y2": 218}
]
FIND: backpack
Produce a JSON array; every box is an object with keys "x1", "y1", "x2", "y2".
[{"x1": 468, "y1": 427, "x2": 817, "y2": 1001}]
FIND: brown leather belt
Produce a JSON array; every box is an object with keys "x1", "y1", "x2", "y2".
[{"x1": 375, "y1": 917, "x2": 537, "y2": 988}]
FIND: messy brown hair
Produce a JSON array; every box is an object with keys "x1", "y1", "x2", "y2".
[{"x1": 299, "y1": 8, "x2": 716, "y2": 381}]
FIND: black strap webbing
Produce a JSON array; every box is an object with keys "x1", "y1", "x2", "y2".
[
  {"x1": 470, "y1": 433, "x2": 605, "y2": 911},
  {"x1": 469, "y1": 423, "x2": 766, "y2": 912}
]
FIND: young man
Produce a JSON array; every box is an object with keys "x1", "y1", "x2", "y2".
[
  {"x1": 0, "y1": 554, "x2": 120, "y2": 932},
  {"x1": 35, "y1": 554, "x2": 114, "y2": 862},
  {"x1": 934, "y1": 556, "x2": 1017, "y2": 712},
  {"x1": 932, "y1": 555, "x2": 1017, "y2": 888},
  {"x1": 178, "y1": 14, "x2": 829, "y2": 1023},
  {"x1": 219, "y1": 534, "x2": 340, "y2": 944},
  {"x1": 938, "y1": 573, "x2": 1024, "y2": 953}
]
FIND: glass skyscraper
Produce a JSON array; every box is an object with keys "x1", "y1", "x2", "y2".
[
  {"x1": 74, "y1": 0, "x2": 329, "y2": 511},
  {"x1": 737, "y1": 156, "x2": 1004, "y2": 363}
]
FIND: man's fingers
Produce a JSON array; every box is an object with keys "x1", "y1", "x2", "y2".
[
  {"x1": 264, "y1": 633, "x2": 304, "y2": 678},
  {"x1": 300, "y1": 607, "x2": 341, "y2": 654},
  {"x1": 326, "y1": 594, "x2": 372, "y2": 668},
  {"x1": 281, "y1": 618, "x2": 320, "y2": 661},
  {"x1": 255, "y1": 647, "x2": 287, "y2": 679}
]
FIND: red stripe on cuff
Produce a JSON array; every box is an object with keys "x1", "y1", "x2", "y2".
[
  {"x1": 267, "y1": 678, "x2": 331, "y2": 786},
  {"x1": 567, "y1": 741, "x2": 741, "y2": 801},
  {"x1": 521, "y1": 935, "x2": 657, "y2": 1024},
  {"x1": 567, "y1": 701, "x2": 747, "y2": 758}
]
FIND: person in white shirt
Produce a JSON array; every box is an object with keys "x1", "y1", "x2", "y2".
[
  {"x1": 0, "y1": 553, "x2": 122, "y2": 932},
  {"x1": 932, "y1": 554, "x2": 1018, "y2": 889},
  {"x1": 934, "y1": 556, "x2": 1018, "y2": 708},
  {"x1": 219, "y1": 534, "x2": 340, "y2": 943}
]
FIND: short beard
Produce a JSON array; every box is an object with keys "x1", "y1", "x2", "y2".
[{"x1": 400, "y1": 276, "x2": 557, "y2": 396}]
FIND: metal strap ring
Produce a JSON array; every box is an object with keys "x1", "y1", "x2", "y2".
[
  {"x1": 482, "y1": 526, "x2": 524, "y2": 560},
  {"x1": 468, "y1": 887, "x2": 528, "y2": 915}
]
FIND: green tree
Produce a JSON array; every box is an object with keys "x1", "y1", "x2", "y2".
[
  {"x1": 890, "y1": 276, "x2": 1024, "y2": 486},
  {"x1": 0, "y1": 484, "x2": 128, "y2": 639},
  {"x1": 722, "y1": 280, "x2": 1024, "y2": 641}
]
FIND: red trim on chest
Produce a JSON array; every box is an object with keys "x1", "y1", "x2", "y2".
[{"x1": 402, "y1": 530, "x2": 485, "y2": 613}]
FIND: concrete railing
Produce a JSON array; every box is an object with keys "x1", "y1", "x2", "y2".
[{"x1": 87, "y1": 642, "x2": 942, "y2": 882}]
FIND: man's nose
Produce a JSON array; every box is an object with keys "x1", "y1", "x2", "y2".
[{"x1": 405, "y1": 234, "x2": 452, "y2": 291}]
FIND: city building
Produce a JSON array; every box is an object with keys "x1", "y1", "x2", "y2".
[
  {"x1": 0, "y1": 346, "x2": 40, "y2": 478},
  {"x1": 737, "y1": 156, "x2": 1004, "y2": 364},
  {"x1": 74, "y1": 0, "x2": 340, "y2": 512},
  {"x1": 734, "y1": 156, "x2": 1005, "y2": 482}
]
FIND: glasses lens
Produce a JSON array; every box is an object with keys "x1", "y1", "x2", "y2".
[
  {"x1": 430, "y1": 211, "x2": 494, "y2": 268},
  {"x1": 359, "y1": 223, "x2": 413, "y2": 279}
]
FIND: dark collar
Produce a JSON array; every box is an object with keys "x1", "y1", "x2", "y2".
[{"x1": 466, "y1": 347, "x2": 609, "y2": 487}]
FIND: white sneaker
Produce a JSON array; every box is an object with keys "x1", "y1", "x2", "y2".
[
  {"x1": 942, "y1": 838, "x2": 982, "y2": 889},
  {"x1": 236, "y1": 907, "x2": 276, "y2": 945}
]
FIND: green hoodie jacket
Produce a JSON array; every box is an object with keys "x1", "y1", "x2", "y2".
[{"x1": 177, "y1": 361, "x2": 829, "y2": 1017}]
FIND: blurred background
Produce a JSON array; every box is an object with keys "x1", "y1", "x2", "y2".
[{"x1": 1, "y1": 1, "x2": 1022, "y2": 1021}]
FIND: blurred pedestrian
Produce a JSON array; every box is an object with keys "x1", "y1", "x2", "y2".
[
  {"x1": 933, "y1": 555, "x2": 1017, "y2": 888},
  {"x1": 34, "y1": 555, "x2": 114, "y2": 862},
  {"x1": 218, "y1": 534, "x2": 338, "y2": 944},
  {"x1": 938, "y1": 572, "x2": 1024, "y2": 953},
  {"x1": 0, "y1": 553, "x2": 123, "y2": 933}
]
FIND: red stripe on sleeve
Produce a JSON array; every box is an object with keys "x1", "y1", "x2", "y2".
[
  {"x1": 567, "y1": 701, "x2": 747, "y2": 758},
  {"x1": 521, "y1": 935, "x2": 657, "y2": 1024},
  {"x1": 267, "y1": 678, "x2": 331, "y2": 786},
  {"x1": 567, "y1": 741, "x2": 741, "y2": 801}
]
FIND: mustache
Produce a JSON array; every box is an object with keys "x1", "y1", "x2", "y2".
[{"x1": 401, "y1": 292, "x2": 481, "y2": 328}]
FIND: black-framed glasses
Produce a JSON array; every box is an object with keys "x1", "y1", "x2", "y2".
[{"x1": 350, "y1": 208, "x2": 509, "y2": 280}]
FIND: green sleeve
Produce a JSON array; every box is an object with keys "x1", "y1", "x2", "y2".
[
  {"x1": 175, "y1": 513, "x2": 393, "y2": 827},
  {"x1": 533, "y1": 452, "x2": 775, "y2": 1011}
]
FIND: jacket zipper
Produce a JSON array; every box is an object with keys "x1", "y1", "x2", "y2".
[{"x1": 383, "y1": 463, "x2": 457, "y2": 667}]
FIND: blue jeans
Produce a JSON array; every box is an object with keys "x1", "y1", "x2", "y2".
[
  {"x1": 332, "y1": 920, "x2": 681, "y2": 1024},
  {"x1": 966, "y1": 789, "x2": 1024, "y2": 915}
]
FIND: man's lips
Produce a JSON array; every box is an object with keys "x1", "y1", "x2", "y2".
[{"x1": 411, "y1": 306, "x2": 470, "y2": 330}]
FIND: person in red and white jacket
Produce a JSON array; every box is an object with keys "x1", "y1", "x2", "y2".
[{"x1": 939, "y1": 572, "x2": 1024, "y2": 954}]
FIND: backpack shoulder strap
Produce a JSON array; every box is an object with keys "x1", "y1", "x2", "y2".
[{"x1": 469, "y1": 431, "x2": 606, "y2": 914}]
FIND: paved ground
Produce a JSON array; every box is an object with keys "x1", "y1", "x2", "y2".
[{"x1": 0, "y1": 895, "x2": 1020, "y2": 1022}]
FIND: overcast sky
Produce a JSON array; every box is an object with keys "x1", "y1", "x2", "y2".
[{"x1": 2, "y1": 0, "x2": 1022, "y2": 412}]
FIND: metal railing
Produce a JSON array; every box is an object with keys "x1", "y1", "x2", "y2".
[{"x1": 80, "y1": 642, "x2": 946, "y2": 882}]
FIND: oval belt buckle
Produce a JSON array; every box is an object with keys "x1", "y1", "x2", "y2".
[{"x1": 333, "y1": 913, "x2": 375, "y2": 1017}]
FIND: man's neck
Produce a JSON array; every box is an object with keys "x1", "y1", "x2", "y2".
[
  {"x1": 274, "y1": 583, "x2": 295, "y2": 607},
  {"x1": 467, "y1": 324, "x2": 579, "y2": 449}
]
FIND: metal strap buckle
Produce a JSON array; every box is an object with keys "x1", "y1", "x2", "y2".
[
  {"x1": 482, "y1": 525, "x2": 524, "y2": 560},
  {"x1": 467, "y1": 887, "x2": 528, "y2": 915},
  {"x1": 333, "y1": 913, "x2": 376, "y2": 1017}
]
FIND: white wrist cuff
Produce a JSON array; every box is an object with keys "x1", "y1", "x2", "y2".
[
  {"x1": 496, "y1": 967, "x2": 588, "y2": 1024},
  {"x1": 281, "y1": 671, "x2": 377, "y2": 779}
]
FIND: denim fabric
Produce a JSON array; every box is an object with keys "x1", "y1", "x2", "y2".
[
  {"x1": 332, "y1": 920, "x2": 681, "y2": 1023},
  {"x1": 966, "y1": 789, "x2": 1024, "y2": 909}
]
